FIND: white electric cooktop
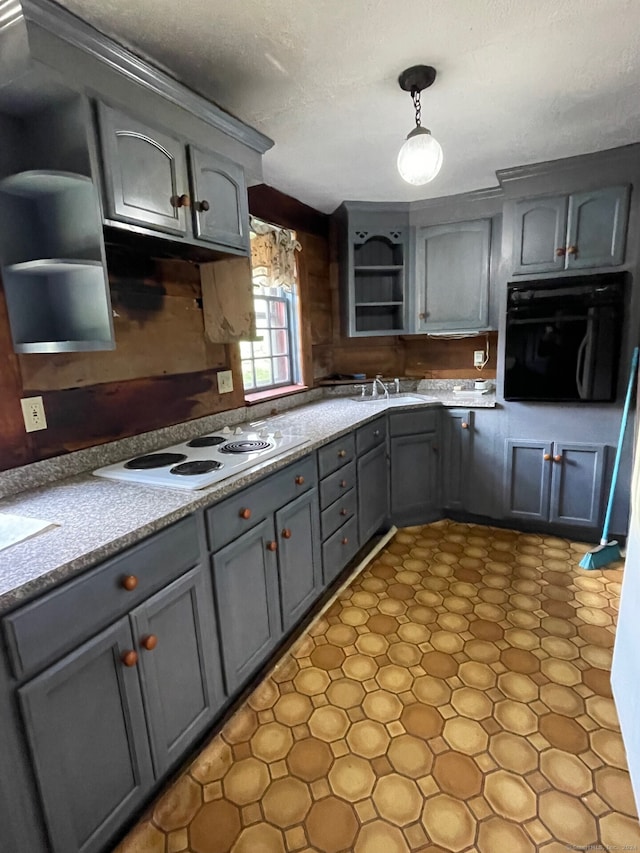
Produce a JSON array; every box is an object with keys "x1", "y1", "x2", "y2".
[{"x1": 93, "y1": 425, "x2": 309, "y2": 491}]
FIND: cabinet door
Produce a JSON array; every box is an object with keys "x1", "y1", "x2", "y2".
[
  {"x1": 566, "y1": 186, "x2": 629, "y2": 269},
  {"x1": 503, "y1": 439, "x2": 552, "y2": 522},
  {"x1": 357, "y1": 442, "x2": 389, "y2": 543},
  {"x1": 390, "y1": 433, "x2": 439, "y2": 526},
  {"x1": 188, "y1": 145, "x2": 250, "y2": 252},
  {"x1": 416, "y1": 220, "x2": 491, "y2": 332},
  {"x1": 549, "y1": 442, "x2": 606, "y2": 528},
  {"x1": 442, "y1": 410, "x2": 472, "y2": 510},
  {"x1": 512, "y1": 196, "x2": 568, "y2": 274},
  {"x1": 211, "y1": 519, "x2": 282, "y2": 693},
  {"x1": 97, "y1": 103, "x2": 189, "y2": 236},
  {"x1": 19, "y1": 619, "x2": 153, "y2": 853},
  {"x1": 275, "y1": 490, "x2": 322, "y2": 631},
  {"x1": 130, "y1": 566, "x2": 224, "y2": 777}
]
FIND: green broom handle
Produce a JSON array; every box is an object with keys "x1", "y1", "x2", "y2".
[{"x1": 601, "y1": 345, "x2": 639, "y2": 545}]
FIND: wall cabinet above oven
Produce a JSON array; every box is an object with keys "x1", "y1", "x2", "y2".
[
  {"x1": 97, "y1": 104, "x2": 251, "y2": 255},
  {"x1": 512, "y1": 185, "x2": 629, "y2": 275}
]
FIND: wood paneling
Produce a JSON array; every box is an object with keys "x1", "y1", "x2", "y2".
[
  {"x1": 0, "y1": 279, "x2": 32, "y2": 470},
  {"x1": 403, "y1": 332, "x2": 498, "y2": 379},
  {"x1": 200, "y1": 256, "x2": 256, "y2": 343},
  {"x1": 248, "y1": 185, "x2": 329, "y2": 238}
]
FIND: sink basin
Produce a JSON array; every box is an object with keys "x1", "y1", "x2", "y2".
[{"x1": 351, "y1": 393, "x2": 429, "y2": 405}]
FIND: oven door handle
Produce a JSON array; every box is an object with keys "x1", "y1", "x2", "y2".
[{"x1": 576, "y1": 334, "x2": 588, "y2": 399}]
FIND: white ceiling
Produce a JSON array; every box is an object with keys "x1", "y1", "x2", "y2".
[{"x1": 56, "y1": 0, "x2": 640, "y2": 213}]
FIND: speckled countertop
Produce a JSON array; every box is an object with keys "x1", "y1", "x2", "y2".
[{"x1": 0, "y1": 389, "x2": 496, "y2": 613}]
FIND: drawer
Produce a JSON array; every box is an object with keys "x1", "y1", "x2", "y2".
[
  {"x1": 207, "y1": 454, "x2": 316, "y2": 552},
  {"x1": 318, "y1": 433, "x2": 356, "y2": 479},
  {"x1": 321, "y1": 487, "x2": 357, "y2": 541},
  {"x1": 320, "y1": 460, "x2": 356, "y2": 510},
  {"x1": 322, "y1": 515, "x2": 359, "y2": 585},
  {"x1": 389, "y1": 409, "x2": 439, "y2": 437},
  {"x1": 356, "y1": 416, "x2": 387, "y2": 456},
  {"x1": 3, "y1": 515, "x2": 199, "y2": 681}
]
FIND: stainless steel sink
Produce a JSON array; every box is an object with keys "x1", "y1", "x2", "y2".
[{"x1": 351, "y1": 393, "x2": 430, "y2": 405}]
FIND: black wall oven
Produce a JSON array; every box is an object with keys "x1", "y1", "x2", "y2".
[{"x1": 504, "y1": 274, "x2": 625, "y2": 403}]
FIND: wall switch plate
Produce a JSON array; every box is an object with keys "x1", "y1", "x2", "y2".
[
  {"x1": 474, "y1": 350, "x2": 485, "y2": 367},
  {"x1": 217, "y1": 370, "x2": 234, "y2": 394},
  {"x1": 21, "y1": 396, "x2": 47, "y2": 432}
]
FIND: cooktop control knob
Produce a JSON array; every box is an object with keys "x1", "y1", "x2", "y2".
[
  {"x1": 222, "y1": 426, "x2": 232, "y2": 434},
  {"x1": 234, "y1": 426, "x2": 243, "y2": 435},
  {"x1": 274, "y1": 430, "x2": 283, "y2": 439},
  {"x1": 259, "y1": 429, "x2": 269, "y2": 438}
]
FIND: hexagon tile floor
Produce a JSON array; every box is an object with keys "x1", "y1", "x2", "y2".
[{"x1": 114, "y1": 520, "x2": 640, "y2": 853}]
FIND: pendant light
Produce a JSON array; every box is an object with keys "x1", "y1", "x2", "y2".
[{"x1": 397, "y1": 65, "x2": 443, "y2": 186}]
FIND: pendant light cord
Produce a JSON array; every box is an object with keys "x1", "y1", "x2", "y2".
[{"x1": 412, "y1": 88, "x2": 422, "y2": 128}]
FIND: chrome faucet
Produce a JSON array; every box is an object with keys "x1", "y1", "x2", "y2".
[{"x1": 372, "y1": 374, "x2": 389, "y2": 399}]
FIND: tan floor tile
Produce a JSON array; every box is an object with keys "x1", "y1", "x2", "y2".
[
  {"x1": 241, "y1": 802, "x2": 262, "y2": 825},
  {"x1": 203, "y1": 780, "x2": 223, "y2": 802},
  {"x1": 354, "y1": 797, "x2": 377, "y2": 823}
]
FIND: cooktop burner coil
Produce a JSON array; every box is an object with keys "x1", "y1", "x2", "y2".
[
  {"x1": 218, "y1": 440, "x2": 272, "y2": 454},
  {"x1": 186, "y1": 436, "x2": 227, "y2": 448},
  {"x1": 124, "y1": 453, "x2": 187, "y2": 470},
  {"x1": 170, "y1": 460, "x2": 223, "y2": 476}
]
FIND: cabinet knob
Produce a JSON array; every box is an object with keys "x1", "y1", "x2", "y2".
[
  {"x1": 340, "y1": 508, "x2": 348, "y2": 516},
  {"x1": 543, "y1": 453, "x2": 552, "y2": 461},
  {"x1": 282, "y1": 528, "x2": 292, "y2": 539},
  {"x1": 340, "y1": 479, "x2": 347, "y2": 488},
  {"x1": 461, "y1": 422, "x2": 469, "y2": 430},
  {"x1": 341, "y1": 537, "x2": 349, "y2": 545},
  {"x1": 122, "y1": 650, "x2": 138, "y2": 667},
  {"x1": 195, "y1": 199, "x2": 210, "y2": 212},
  {"x1": 295, "y1": 475, "x2": 305, "y2": 485},
  {"x1": 567, "y1": 245, "x2": 578, "y2": 256},
  {"x1": 553, "y1": 454, "x2": 563, "y2": 463},
  {"x1": 122, "y1": 575, "x2": 138, "y2": 591},
  {"x1": 141, "y1": 635, "x2": 158, "y2": 651},
  {"x1": 373, "y1": 430, "x2": 380, "y2": 437},
  {"x1": 419, "y1": 312, "x2": 426, "y2": 320},
  {"x1": 171, "y1": 193, "x2": 191, "y2": 208},
  {"x1": 239, "y1": 508, "x2": 251, "y2": 519},
  {"x1": 338, "y1": 450, "x2": 347, "y2": 458},
  {"x1": 555, "y1": 247, "x2": 566, "y2": 257},
  {"x1": 267, "y1": 541, "x2": 278, "y2": 552}
]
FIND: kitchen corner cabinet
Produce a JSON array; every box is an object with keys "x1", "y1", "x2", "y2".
[
  {"x1": 356, "y1": 417, "x2": 389, "y2": 544},
  {"x1": 504, "y1": 439, "x2": 606, "y2": 528},
  {"x1": 415, "y1": 219, "x2": 491, "y2": 333},
  {"x1": 512, "y1": 185, "x2": 629, "y2": 275},
  {"x1": 390, "y1": 409, "x2": 440, "y2": 526},
  {"x1": 442, "y1": 409, "x2": 473, "y2": 510},
  {"x1": 97, "y1": 103, "x2": 250, "y2": 254},
  {"x1": 5, "y1": 516, "x2": 224, "y2": 853}
]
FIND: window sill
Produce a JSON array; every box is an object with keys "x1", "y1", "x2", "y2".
[{"x1": 244, "y1": 384, "x2": 309, "y2": 406}]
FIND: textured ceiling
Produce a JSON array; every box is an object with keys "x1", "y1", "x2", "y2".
[{"x1": 55, "y1": 0, "x2": 640, "y2": 213}]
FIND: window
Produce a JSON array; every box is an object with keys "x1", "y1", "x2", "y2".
[{"x1": 240, "y1": 220, "x2": 302, "y2": 394}]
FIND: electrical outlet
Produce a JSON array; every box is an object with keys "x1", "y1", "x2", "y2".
[
  {"x1": 21, "y1": 396, "x2": 48, "y2": 433},
  {"x1": 217, "y1": 370, "x2": 234, "y2": 394},
  {"x1": 474, "y1": 350, "x2": 485, "y2": 367}
]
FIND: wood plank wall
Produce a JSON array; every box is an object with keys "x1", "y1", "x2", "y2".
[{"x1": 0, "y1": 184, "x2": 497, "y2": 473}]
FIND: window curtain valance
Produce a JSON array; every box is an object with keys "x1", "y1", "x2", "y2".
[{"x1": 250, "y1": 216, "x2": 301, "y2": 291}]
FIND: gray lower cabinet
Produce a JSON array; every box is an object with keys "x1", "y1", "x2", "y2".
[
  {"x1": 504, "y1": 439, "x2": 606, "y2": 528},
  {"x1": 211, "y1": 518, "x2": 282, "y2": 694},
  {"x1": 318, "y1": 433, "x2": 360, "y2": 583},
  {"x1": 442, "y1": 409, "x2": 472, "y2": 510},
  {"x1": 390, "y1": 409, "x2": 440, "y2": 526},
  {"x1": 19, "y1": 619, "x2": 154, "y2": 853},
  {"x1": 275, "y1": 490, "x2": 322, "y2": 631},
  {"x1": 188, "y1": 145, "x2": 249, "y2": 252},
  {"x1": 512, "y1": 186, "x2": 629, "y2": 275},
  {"x1": 415, "y1": 219, "x2": 491, "y2": 332},
  {"x1": 357, "y1": 442, "x2": 389, "y2": 542}
]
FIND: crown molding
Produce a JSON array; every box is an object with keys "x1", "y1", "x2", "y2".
[
  {"x1": 20, "y1": 0, "x2": 274, "y2": 154},
  {"x1": 496, "y1": 143, "x2": 640, "y2": 188}
]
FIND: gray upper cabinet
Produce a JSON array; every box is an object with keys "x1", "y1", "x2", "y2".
[
  {"x1": 512, "y1": 186, "x2": 629, "y2": 275},
  {"x1": 98, "y1": 104, "x2": 189, "y2": 236},
  {"x1": 188, "y1": 146, "x2": 249, "y2": 252},
  {"x1": 415, "y1": 219, "x2": 491, "y2": 333},
  {"x1": 19, "y1": 619, "x2": 154, "y2": 853},
  {"x1": 97, "y1": 104, "x2": 250, "y2": 254}
]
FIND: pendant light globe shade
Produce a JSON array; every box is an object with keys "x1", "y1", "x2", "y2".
[{"x1": 397, "y1": 126, "x2": 443, "y2": 185}]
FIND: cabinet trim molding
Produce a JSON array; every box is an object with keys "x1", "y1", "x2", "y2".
[{"x1": 20, "y1": 0, "x2": 273, "y2": 154}]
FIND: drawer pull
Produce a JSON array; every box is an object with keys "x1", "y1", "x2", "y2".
[
  {"x1": 567, "y1": 245, "x2": 578, "y2": 256},
  {"x1": 122, "y1": 650, "x2": 138, "y2": 667},
  {"x1": 543, "y1": 453, "x2": 552, "y2": 461},
  {"x1": 340, "y1": 479, "x2": 347, "y2": 488},
  {"x1": 295, "y1": 475, "x2": 305, "y2": 485},
  {"x1": 121, "y1": 575, "x2": 138, "y2": 592},
  {"x1": 341, "y1": 537, "x2": 349, "y2": 545},
  {"x1": 239, "y1": 508, "x2": 252, "y2": 520},
  {"x1": 195, "y1": 199, "x2": 210, "y2": 212},
  {"x1": 338, "y1": 450, "x2": 346, "y2": 458},
  {"x1": 555, "y1": 247, "x2": 566, "y2": 257},
  {"x1": 340, "y1": 508, "x2": 348, "y2": 516},
  {"x1": 461, "y1": 422, "x2": 469, "y2": 430},
  {"x1": 374, "y1": 430, "x2": 380, "y2": 437},
  {"x1": 267, "y1": 541, "x2": 278, "y2": 552},
  {"x1": 282, "y1": 528, "x2": 292, "y2": 539},
  {"x1": 170, "y1": 193, "x2": 191, "y2": 208},
  {"x1": 141, "y1": 635, "x2": 158, "y2": 651},
  {"x1": 553, "y1": 454, "x2": 563, "y2": 463}
]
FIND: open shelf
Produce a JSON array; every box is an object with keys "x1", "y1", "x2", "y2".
[
  {"x1": 0, "y1": 170, "x2": 92, "y2": 199},
  {"x1": 355, "y1": 304, "x2": 404, "y2": 333}
]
